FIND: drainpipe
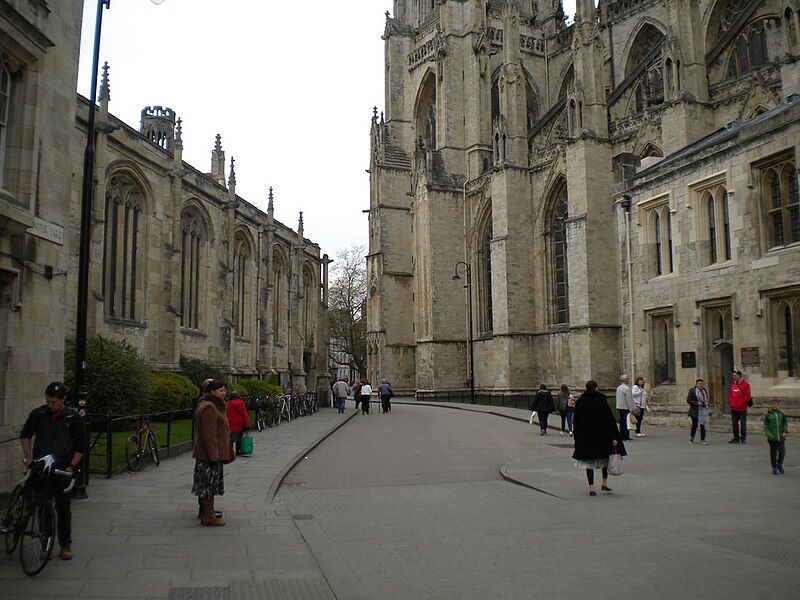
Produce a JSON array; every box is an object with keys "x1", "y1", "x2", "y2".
[{"x1": 621, "y1": 194, "x2": 635, "y2": 379}]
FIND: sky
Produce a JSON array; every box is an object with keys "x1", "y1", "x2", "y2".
[{"x1": 78, "y1": 1, "x2": 578, "y2": 261}]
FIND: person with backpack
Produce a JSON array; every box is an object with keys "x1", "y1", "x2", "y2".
[
  {"x1": 532, "y1": 384, "x2": 556, "y2": 435},
  {"x1": 352, "y1": 380, "x2": 363, "y2": 411},
  {"x1": 557, "y1": 384, "x2": 576, "y2": 436}
]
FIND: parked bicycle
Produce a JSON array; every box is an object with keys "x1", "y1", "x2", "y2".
[
  {"x1": 254, "y1": 397, "x2": 267, "y2": 432},
  {"x1": 125, "y1": 414, "x2": 160, "y2": 471},
  {"x1": 1, "y1": 455, "x2": 75, "y2": 576}
]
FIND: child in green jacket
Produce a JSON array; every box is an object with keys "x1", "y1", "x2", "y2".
[{"x1": 763, "y1": 400, "x2": 788, "y2": 474}]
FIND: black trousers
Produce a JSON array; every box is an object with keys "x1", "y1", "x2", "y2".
[{"x1": 45, "y1": 479, "x2": 72, "y2": 549}]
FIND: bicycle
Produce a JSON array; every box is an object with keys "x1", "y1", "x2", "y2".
[
  {"x1": 1, "y1": 455, "x2": 74, "y2": 576},
  {"x1": 125, "y1": 414, "x2": 160, "y2": 471},
  {"x1": 254, "y1": 397, "x2": 267, "y2": 432}
]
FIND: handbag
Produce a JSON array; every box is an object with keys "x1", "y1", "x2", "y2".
[
  {"x1": 239, "y1": 432, "x2": 253, "y2": 456},
  {"x1": 608, "y1": 450, "x2": 624, "y2": 476},
  {"x1": 529, "y1": 411, "x2": 537, "y2": 424}
]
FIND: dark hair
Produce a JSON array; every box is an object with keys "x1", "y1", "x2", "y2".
[
  {"x1": 228, "y1": 391, "x2": 241, "y2": 400},
  {"x1": 539, "y1": 383, "x2": 547, "y2": 390},
  {"x1": 585, "y1": 380, "x2": 598, "y2": 392},
  {"x1": 733, "y1": 370, "x2": 742, "y2": 377},
  {"x1": 695, "y1": 378, "x2": 704, "y2": 384},
  {"x1": 560, "y1": 384, "x2": 569, "y2": 394},
  {"x1": 45, "y1": 381, "x2": 68, "y2": 399},
  {"x1": 206, "y1": 379, "x2": 226, "y2": 393}
]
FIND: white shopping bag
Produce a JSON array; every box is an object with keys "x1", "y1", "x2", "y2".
[{"x1": 529, "y1": 411, "x2": 537, "y2": 424}]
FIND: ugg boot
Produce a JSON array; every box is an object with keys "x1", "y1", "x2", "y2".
[
  {"x1": 199, "y1": 497, "x2": 225, "y2": 526},
  {"x1": 198, "y1": 497, "x2": 223, "y2": 519}
]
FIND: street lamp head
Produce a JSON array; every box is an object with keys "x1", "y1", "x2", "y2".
[{"x1": 452, "y1": 272, "x2": 462, "y2": 281}]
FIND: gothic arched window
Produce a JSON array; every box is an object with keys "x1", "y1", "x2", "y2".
[
  {"x1": 726, "y1": 20, "x2": 771, "y2": 78},
  {"x1": 233, "y1": 231, "x2": 252, "y2": 337},
  {"x1": 416, "y1": 73, "x2": 437, "y2": 152},
  {"x1": 180, "y1": 208, "x2": 207, "y2": 330},
  {"x1": 103, "y1": 174, "x2": 144, "y2": 321},
  {"x1": 272, "y1": 251, "x2": 286, "y2": 343},
  {"x1": 763, "y1": 161, "x2": 799, "y2": 249},
  {"x1": 549, "y1": 181, "x2": 569, "y2": 324},
  {"x1": 476, "y1": 207, "x2": 493, "y2": 335}
]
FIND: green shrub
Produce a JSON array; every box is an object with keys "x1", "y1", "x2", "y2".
[
  {"x1": 149, "y1": 372, "x2": 199, "y2": 413},
  {"x1": 64, "y1": 336, "x2": 150, "y2": 416},
  {"x1": 233, "y1": 379, "x2": 282, "y2": 406},
  {"x1": 179, "y1": 355, "x2": 226, "y2": 390}
]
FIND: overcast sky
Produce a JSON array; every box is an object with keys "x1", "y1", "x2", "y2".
[{"x1": 78, "y1": 1, "x2": 577, "y2": 261}]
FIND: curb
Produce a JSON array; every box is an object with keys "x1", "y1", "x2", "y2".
[{"x1": 266, "y1": 408, "x2": 359, "y2": 503}]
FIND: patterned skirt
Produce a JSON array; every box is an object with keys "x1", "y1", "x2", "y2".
[{"x1": 191, "y1": 460, "x2": 225, "y2": 497}]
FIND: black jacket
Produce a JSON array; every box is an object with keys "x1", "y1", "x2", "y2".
[
  {"x1": 20, "y1": 405, "x2": 88, "y2": 468},
  {"x1": 531, "y1": 389, "x2": 555, "y2": 413},
  {"x1": 572, "y1": 390, "x2": 626, "y2": 460}
]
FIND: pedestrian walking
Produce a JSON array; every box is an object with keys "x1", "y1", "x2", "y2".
[
  {"x1": 225, "y1": 391, "x2": 250, "y2": 455},
  {"x1": 192, "y1": 379, "x2": 234, "y2": 526},
  {"x1": 615, "y1": 375, "x2": 635, "y2": 441},
  {"x1": 631, "y1": 376, "x2": 648, "y2": 437},
  {"x1": 353, "y1": 380, "x2": 363, "y2": 411},
  {"x1": 728, "y1": 370, "x2": 752, "y2": 444},
  {"x1": 360, "y1": 380, "x2": 373, "y2": 414},
  {"x1": 764, "y1": 399, "x2": 788, "y2": 474},
  {"x1": 687, "y1": 379, "x2": 709, "y2": 445},
  {"x1": 377, "y1": 379, "x2": 393, "y2": 413},
  {"x1": 557, "y1": 384, "x2": 575, "y2": 436},
  {"x1": 332, "y1": 377, "x2": 350, "y2": 413},
  {"x1": 532, "y1": 384, "x2": 555, "y2": 435},
  {"x1": 573, "y1": 380, "x2": 626, "y2": 496}
]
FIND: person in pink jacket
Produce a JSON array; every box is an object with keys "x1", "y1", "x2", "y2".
[{"x1": 728, "y1": 370, "x2": 752, "y2": 444}]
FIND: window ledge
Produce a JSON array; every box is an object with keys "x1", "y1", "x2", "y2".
[
  {"x1": 701, "y1": 260, "x2": 734, "y2": 273},
  {"x1": 648, "y1": 272, "x2": 676, "y2": 283}
]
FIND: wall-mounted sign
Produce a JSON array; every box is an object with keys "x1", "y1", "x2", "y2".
[
  {"x1": 741, "y1": 347, "x2": 759, "y2": 366},
  {"x1": 26, "y1": 217, "x2": 64, "y2": 245},
  {"x1": 681, "y1": 352, "x2": 696, "y2": 368}
]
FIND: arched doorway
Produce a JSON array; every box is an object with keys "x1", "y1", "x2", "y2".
[{"x1": 704, "y1": 305, "x2": 733, "y2": 415}]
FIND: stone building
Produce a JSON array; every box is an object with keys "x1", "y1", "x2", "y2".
[
  {"x1": 367, "y1": 0, "x2": 800, "y2": 418},
  {"x1": 0, "y1": 0, "x2": 329, "y2": 490}
]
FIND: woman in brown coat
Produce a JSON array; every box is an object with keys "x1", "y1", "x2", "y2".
[{"x1": 192, "y1": 379, "x2": 233, "y2": 526}]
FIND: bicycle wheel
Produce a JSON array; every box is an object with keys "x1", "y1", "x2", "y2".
[
  {"x1": 19, "y1": 497, "x2": 55, "y2": 576},
  {"x1": 3, "y1": 484, "x2": 25, "y2": 554},
  {"x1": 256, "y1": 408, "x2": 266, "y2": 431},
  {"x1": 147, "y1": 430, "x2": 160, "y2": 466},
  {"x1": 125, "y1": 434, "x2": 141, "y2": 471},
  {"x1": 270, "y1": 403, "x2": 281, "y2": 426}
]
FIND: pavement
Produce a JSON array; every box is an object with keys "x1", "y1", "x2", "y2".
[{"x1": 0, "y1": 398, "x2": 797, "y2": 599}]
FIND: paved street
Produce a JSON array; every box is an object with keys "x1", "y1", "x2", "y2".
[{"x1": 0, "y1": 400, "x2": 797, "y2": 599}]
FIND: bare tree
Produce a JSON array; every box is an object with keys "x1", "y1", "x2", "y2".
[{"x1": 328, "y1": 245, "x2": 367, "y2": 379}]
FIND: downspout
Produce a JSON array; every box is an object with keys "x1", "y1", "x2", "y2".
[{"x1": 622, "y1": 195, "x2": 635, "y2": 378}]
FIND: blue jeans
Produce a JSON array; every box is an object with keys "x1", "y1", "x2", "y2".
[
  {"x1": 560, "y1": 408, "x2": 574, "y2": 432},
  {"x1": 731, "y1": 410, "x2": 747, "y2": 441},
  {"x1": 335, "y1": 397, "x2": 345, "y2": 412}
]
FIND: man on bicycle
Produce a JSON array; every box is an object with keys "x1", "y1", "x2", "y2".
[{"x1": 20, "y1": 381, "x2": 87, "y2": 560}]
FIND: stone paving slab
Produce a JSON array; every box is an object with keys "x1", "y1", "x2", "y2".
[{"x1": 0, "y1": 406, "x2": 353, "y2": 599}]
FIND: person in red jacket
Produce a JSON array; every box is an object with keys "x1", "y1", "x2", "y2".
[
  {"x1": 728, "y1": 370, "x2": 752, "y2": 444},
  {"x1": 225, "y1": 391, "x2": 250, "y2": 455}
]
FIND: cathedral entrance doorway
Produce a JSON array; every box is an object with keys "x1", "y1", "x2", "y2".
[{"x1": 704, "y1": 304, "x2": 733, "y2": 415}]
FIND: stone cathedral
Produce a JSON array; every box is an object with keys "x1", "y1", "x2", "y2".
[{"x1": 367, "y1": 0, "x2": 800, "y2": 418}]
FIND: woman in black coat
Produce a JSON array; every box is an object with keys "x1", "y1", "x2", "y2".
[
  {"x1": 572, "y1": 380, "x2": 626, "y2": 496},
  {"x1": 531, "y1": 384, "x2": 556, "y2": 435}
]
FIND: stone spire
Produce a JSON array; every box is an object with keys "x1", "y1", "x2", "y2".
[
  {"x1": 228, "y1": 156, "x2": 236, "y2": 193},
  {"x1": 173, "y1": 117, "x2": 183, "y2": 165},
  {"x1": 211, "y1": 134, "x2": 225, "y2": 185},
  {"x1": 99, "y1": 61, "x2": 110, "y2": 115},
  {"x1": 297, "y1": 212, "x2": 304, "y2": 241},
  {"x1": 267, "y1": 186, "x2": 274, "y2": 223}
]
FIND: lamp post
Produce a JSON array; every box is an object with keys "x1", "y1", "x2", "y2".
[
  {"x1": 452, "y1": 261, "x2": 475, "y2": 404},
  {"x1": 75, "y1": 0, "x2": 165, "y2": 498}
]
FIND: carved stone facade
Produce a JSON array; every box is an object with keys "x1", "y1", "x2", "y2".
[
  {"x1": 368, "y1": 0, "x2": 800, "y2": 419},
  {"x1": 0, "y1": 1, "x2": 329, "y2": 490}
]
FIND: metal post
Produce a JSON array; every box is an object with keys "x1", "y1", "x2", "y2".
[
  {"x1": 452, "y1": 262, "x2": 475, "y2": 404},
  {"x1": 73, "y1": 0, "x2": 110, "y2": 500}
]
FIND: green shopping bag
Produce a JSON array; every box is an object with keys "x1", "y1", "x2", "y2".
[{"x1": 239, "y1": 433, "x2": 253, "y2": 456}]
